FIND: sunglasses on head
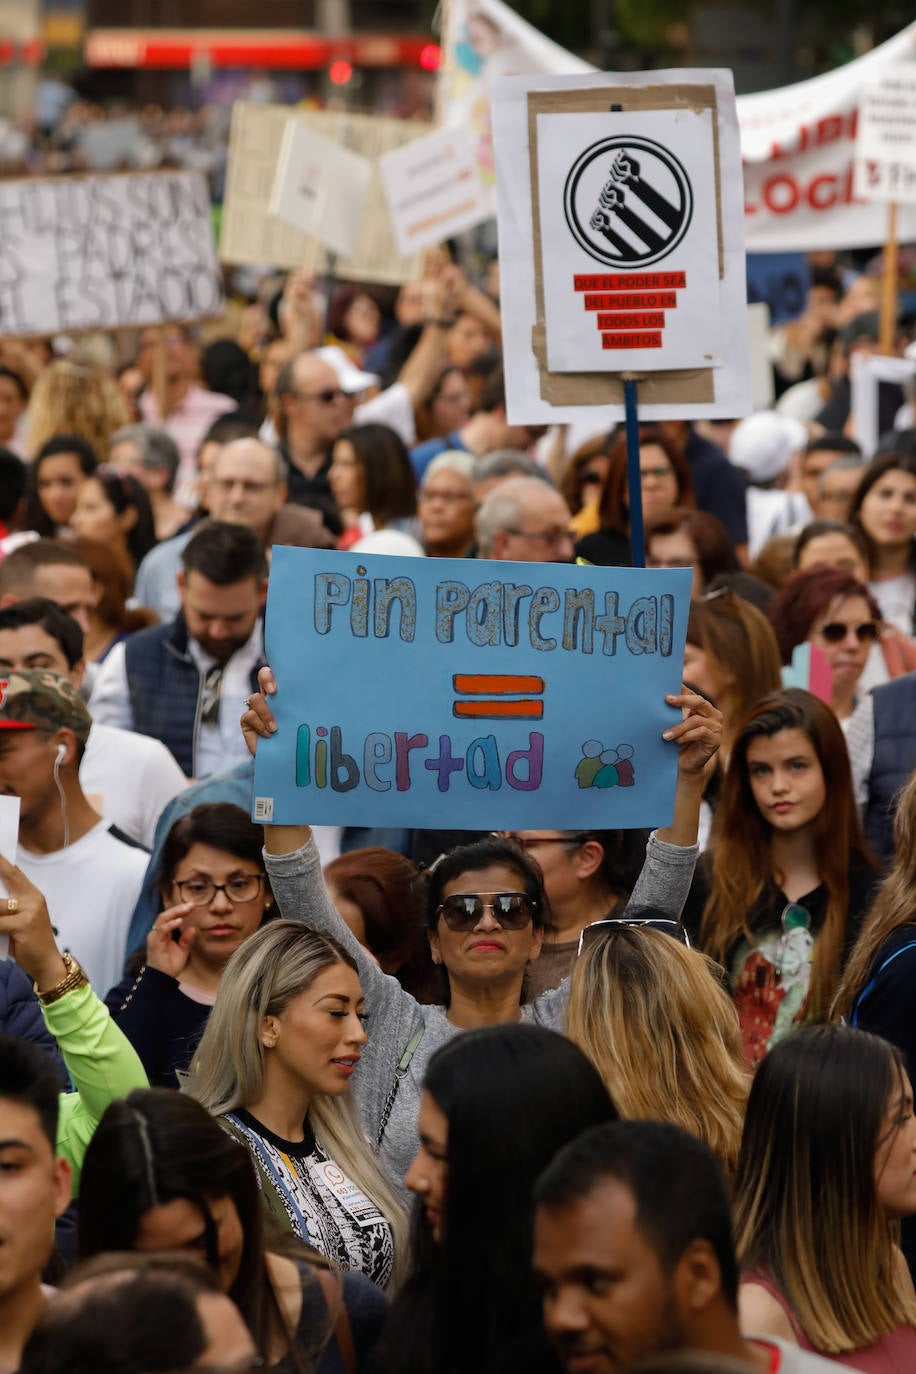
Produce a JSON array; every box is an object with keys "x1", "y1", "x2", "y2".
[
  {"x1": 817, "y1": 620, "x2": 878, "y2": 644},
  {"x1": 576, "y1": 916, "x2": 691, "y2": 958},
  {"x1": 436, "y1": 891, "x2": 537, "y2": 931}
]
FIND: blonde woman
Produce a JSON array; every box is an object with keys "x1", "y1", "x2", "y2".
[
  {"x1": 734, "y1": 1024, "x2": 916, "y2": 1368},
  {"x1": 27, "y1": 359, "x2": 130, "y2": 459},
  {"x1": 565, "y1": 922, "x2": 749, "y2": 1178},
  {"x1": 189, "y1": 920, "x2": 408, "y2": 1290}
]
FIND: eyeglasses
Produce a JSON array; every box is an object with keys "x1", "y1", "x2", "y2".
[
  {"x1": 501, "y1": 832, "x2": 593, "y2": 852},
  {"x1": 175, "y1": 875, "x2": 266, "y2": 906},
  {"x1": 576, "y1": 917, "x2": 691, "y2": 958},
  {"x1": 504, "y1": 527, "x2": 572, "y2": 548},
  {"x1": 816, "y1": 620, "x2": 878, "y2": 644},
  {"x1": 436, "y1": 891, "x2": 537, "y2": 931},
  {"x1": 294, "y1": 387, "x2": 345, "y2": 405},
  {"x1": 209, "y1": 477, "x2": 277, "y2": 496},
  {"x1": 418, "y1": 488, "x2": 474, "y2": 504},
  {"x1": 640, "y1": 465, "x2": 673, "y2": 481}
]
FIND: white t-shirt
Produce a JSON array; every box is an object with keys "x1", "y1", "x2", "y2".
[
  {"x1": 17, "y1": 820, "x2": 148, "y2": 996},
  {"x1": 751, "y1": 1336, "x2": 855, "y2": 1372},
  {"x1": 80, "y1": 723, "x2": 188, "y2": 849},
  {"x1": 870, "y1": 570, "x2": 916, "y2": 636}
]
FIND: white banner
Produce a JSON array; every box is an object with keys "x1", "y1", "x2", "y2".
[{"x1": 441, "y1": 5, "x2": 916, "y2": 252}]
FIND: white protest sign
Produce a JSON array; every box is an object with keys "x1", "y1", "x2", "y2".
[
  {"x1": 379, "y1": 125, "x2": 491, "y2": 257},
  {"x1": 492, "y1": 68, "x2": 751, "y2": 424},
  {"x1": 269, "y1": 120, "x2": 372, "y2": 260},
  {"x1": 853, "y1": 65, "x2": 916, "y2": 204},
  {"x1": 850, "y1": 351, "x2": 916, "y2": 457},
  {"x1": 536, "y1": 108, "x2": 722, "y2": 373},
  {"x1": 0, "y1": 794, "x2": 20, "y2": 959},
  {"x1": 0, "y1": 170, "x2": 223, "y2": 338}
]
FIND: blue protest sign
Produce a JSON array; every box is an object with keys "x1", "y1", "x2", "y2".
[{"x1": 252, "y1": 548, "x2": 692, "y2": 829}]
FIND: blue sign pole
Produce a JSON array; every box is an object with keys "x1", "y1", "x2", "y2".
[{"x1": 624, "y1": 377, "x2": 645, "y2": 568}]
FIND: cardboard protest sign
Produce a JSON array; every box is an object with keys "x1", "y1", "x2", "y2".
[
  {"x1": 220, "y1": 102, "x2": 425, "y2": 284},
  {"x1": 850, "y1": 352, "x2": 916, "y2": 457},
  {"x1": 269, "y1": 120, "x2": 372, "y2": 259},
  {"x1": 379, "y1": 125, "x2": 492, "y2": 257},
  {"x1": 252, "y1": 548, "x2": 691, "y2": 829},
  {"x1": 0, "y1": 170, "x2": 223, "y2": 338},
  {"x1": 491, "y1": 69, "x2": 751, "y2": 424},
  {"x1": 853, "y1": 65, "x2": 916, "y2": 204}
]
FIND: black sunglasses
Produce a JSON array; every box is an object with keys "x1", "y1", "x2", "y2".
[
  {"x1": 817, "y1": 620, "x2": 878, "y2": 644},
  {"x1": 436, "y1": 891, "x2": 536, "y2": 932},
  {"x1": 577, "y1": 917, "x2": 691, "y2": 958}
]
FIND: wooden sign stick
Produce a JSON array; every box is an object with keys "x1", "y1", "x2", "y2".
[{"x1": 879, "y1": 201, "x2": 898, "y2": 356}]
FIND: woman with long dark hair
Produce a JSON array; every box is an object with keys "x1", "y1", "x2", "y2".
[
  {"x1": 849, "y1": 451, "x2": 916, "y2": 635},
  {"x1": 78, "y1": 1088, "x2": 388, "y2": 1373},
  {"x1": 574, "y1": 428, "x2": 693, "y2": 567},
  {"x1": 373, "y1": 1025, "x2": 616, "y2": 1374},
  {"x1": 70, "y1": 465, "x2": 156, "y2": 577},
  {"x1": 328, "y1": 424, "x2": 420, "y2": 555},
  {"x1": 734, "y1": 1025, "x2": 916, "y2": 1367},
  {"x1": 683, "y1": 689, "x2": 880, "y2": 1066},
  {"x1": 22, "y1": 434, "x2": 97, "y2": 538}
]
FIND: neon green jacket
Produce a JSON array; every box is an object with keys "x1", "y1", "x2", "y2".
[{"x1": 41, "y1": 980, "x2": 148, "y2": 1193}]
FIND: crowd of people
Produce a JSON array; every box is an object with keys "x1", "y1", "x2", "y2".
[{"x1": 0, "y1": 208, "x2": 916, "y2": 1374}]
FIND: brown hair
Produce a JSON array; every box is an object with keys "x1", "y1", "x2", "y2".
[
  {"x1": 686, "y1": 592, "x2": 783, "y2": 724},
  {"x1": 69, "y1": 537, "x2": 158, "y2": 635},
  {"x1": 596, "y1": 428, "x2": 693, "y2": 536},
  {"x1": 701, "y1": 690, "x2": 876, "y2": 1019},
  {"x1": 769, "y1": 567, "x2": 882, "y2": 664},
  {"x1": 645, "y1": 507, "x2": 739, "y2": 590}
]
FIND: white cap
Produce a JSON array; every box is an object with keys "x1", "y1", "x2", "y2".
[
  {"x1": 317, "y1": 344, "x2": 380, "y2": 396},
  {"x1": 729, "y1": 411, "x2": 808, "y2": 483}
]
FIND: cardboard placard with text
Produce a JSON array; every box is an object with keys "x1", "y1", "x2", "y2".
[
  {"x1": 269, "y1": 119, "x2": 372, "y2": 259},
  {"x1": 379, "y1": 125, "x2": 492, "y2": 257},
  {"x1": 853, "y1": 64, "x2": 916, "y2": 204}
]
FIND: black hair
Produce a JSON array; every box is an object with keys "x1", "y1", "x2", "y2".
[
  {"x1": 792, "y1": 519, "x2": 870, "y2": 569},
  {"x1": 0, "y1": 538, "x2": 89, "y2": 600},
  {"x1": 849, "y1": 450, "x2": 916, "y2": 574},
  {"x1": 476, "y1": 364, "x2": 506, "y2": 414},
  {"x1": 809, "y1": 266, "x2": 843, "y2": 301},
  {"x1": 376, "y1": 1025, "x2": 616, "y2": 1374},
  {"x1": 181, "y1": 521, "x2": 268, "y2": 585},
  {"x1": 0, "y1": 447, "x2": 27, "y2": 522},
  {"x1": 196, "y1": 410, "x2": 261, "y2": 456},
  {"x1": 803, "y1": 432, "x2": 862, "y2": 459},
  {"x1": 202, "y1": 339, "x2": 260, "y2": 411},
  {"x1": 425, "y1": 836, "x2": 548, "y2": 930},
  {"x1": 0, "y1": 1033, "x2": 62, "y2": 1150},
  {"x1": 0, "y1": 596, "x2": 84, "y2": 667},
  {"x1": 535, "y1": 1119, "x2": 739, "y2": 1310},
  {"x1": 157, "y1": 803, "x2": 266, "y2": 902},
  {"x1": 20, "y1": 1256, "x2": 220, "y2": 1374},
  {"x1": 0, "y1": 364, "x2": 28, "y2": 401},
  {"x1": 77, "y1": 1089, "x2": 290, "y2": 1366},
  {"x1": 23, "y1": 434, "x2": 98, "y2": 537},
  {"x1": 92, "y1": 465, "x2": 157, "y2": 568}
]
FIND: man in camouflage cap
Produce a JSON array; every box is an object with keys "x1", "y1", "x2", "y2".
[
  {"x1": 0, "y1": 669, "x2": 146, "y2": 995},
  {"x1": 0, "y1": 669, "x2": 92, "y2": 743}
]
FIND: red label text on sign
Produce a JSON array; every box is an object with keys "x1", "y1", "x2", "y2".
[
  {"x1": 574, "y1": 272, "x2": 686, "y2": 291},
  {"x1": 583, "y1": 292, "x2": 678, "y2": 310},
  {"x1": 601, "y1": 332, "x2": 663, "y2": 349},
  {"x1": 596, "y1": 312, "x2": 665, "y2": 329}
]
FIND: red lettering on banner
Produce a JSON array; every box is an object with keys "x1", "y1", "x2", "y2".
[
  {"x1": 762, "y1": 174, "x2": 799, "y2": 215},
  {"x1": 574, "y1": 272, "x2": 686, "y2": 290},
  {"x1": 808, "y1": 174, "x2": 839, "y2": 210},
  {"x1": 601, "y1": 332, "x2": 663, "y2": 349},
  {"x1": 746, "y1": 159, "x2": 867, "y2": 219},
  {"x1": 815, "y1": 115, "x2": 844, "y2": 147},
  {"x1": 583, "y1": 292, "x2": 677, "y2": 310},
  {"x1": 596, "y1": 311, "x2": 665, "y2": 329}
]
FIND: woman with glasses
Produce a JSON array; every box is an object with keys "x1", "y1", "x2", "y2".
[
  {"x1": 566, "y1": 920, "x2": 749, "y2": 1178},
  {"x1": 374, "y1": 1025, "x2": 616, "y2": 1374},
  {"x1": 734, "y1": 1025, "x2": 916, "y2": 1368},
  {"x1": 106, "y1": 804, "x2": 274, "y2": 1088},
  {"x1": 682, "y1": 689, "x2": 881, "y2": 1068},
  {"x1": 769, "y1": 567, "x2": 906, "y2": 724},
  {"x1": 241, "y1": 668, "x2": 720, "y2": 1187},
  {"x1": 574, "y1": 427, "x2": 693, "y2": 567}
]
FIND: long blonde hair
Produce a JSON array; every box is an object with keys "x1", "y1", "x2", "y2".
[
  {"x1": 189, "y1": 921, "x2": 408, "y2": 1287},
  {"x1": 833, "y1": 770, "x2": 916, "y2": 1020},
  {"x1": 27, "y1": 359, "x2": 130, "y2": 458},
  {"x1": 565, "y1": 927, "x2": 750, "y2": 1177}
]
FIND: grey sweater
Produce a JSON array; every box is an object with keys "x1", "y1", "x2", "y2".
[{"x1": 265, "y1": 831, "x2": 698, "y2": 1189}]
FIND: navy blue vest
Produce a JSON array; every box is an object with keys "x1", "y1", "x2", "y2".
[{"x1": 865, "y1": 673, "x2": 916, "y2": 867}]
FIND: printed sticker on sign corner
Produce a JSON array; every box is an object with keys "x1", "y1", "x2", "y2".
[
  {"x1": 536, "y1": 107, "x2": 723, "y2": 375},
  {"x1": 254, "y1": 797, "x2": 274, "y2": 823}
]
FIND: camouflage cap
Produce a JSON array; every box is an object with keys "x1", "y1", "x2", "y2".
[{"x1": 0, "y1": 669, "x2": 91, "y2": 743}]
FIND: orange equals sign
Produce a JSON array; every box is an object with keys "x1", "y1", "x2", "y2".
[{"x1": 452, "y1": 674, "x2": 545, "y2": 719}]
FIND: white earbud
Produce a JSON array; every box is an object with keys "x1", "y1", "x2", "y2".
[{"x1": 55, "y1": 744, "x2": 66, "y2": 766}]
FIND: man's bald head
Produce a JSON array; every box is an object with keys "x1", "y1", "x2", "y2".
[
  {"x1": 275, "y1": 351, "x2": 351, "y2": 448},
  {"x1": 476, "y1": 475, "x2": 573, "y2": 563},
  {"x1": 206, "y1": 438, "x2": 287, "y2": 539}
]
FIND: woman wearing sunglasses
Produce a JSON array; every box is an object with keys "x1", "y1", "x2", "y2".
[
  {"x1": 734, "y1": 1025, "x2": 916, "y2": 1368},
  {"x1": 682, "y1": 689, "x2": 881, "y2": 1068},
  {"x1": 106, "y1": 804, "x2": 274, "y2": 1088},
  {"x1": 242, "y1": 668, "x2": 720, "y2": 1188},
  {"x1": 769, "y1": 566, "x2": 908, "y2": 725}
]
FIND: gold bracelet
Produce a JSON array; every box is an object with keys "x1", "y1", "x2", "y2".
[{"x1": 35, "y1": 952, "x2": 89, "y2": 1006}]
